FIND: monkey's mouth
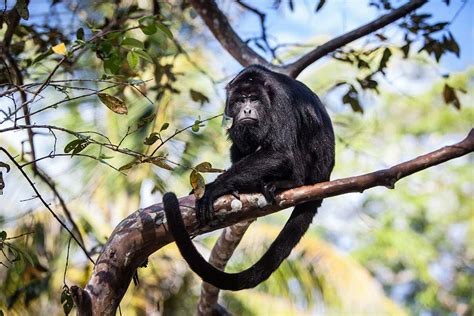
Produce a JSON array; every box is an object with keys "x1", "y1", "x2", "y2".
[{"x1": 238, "y1": 117, "x2": 258, "y2": 124}]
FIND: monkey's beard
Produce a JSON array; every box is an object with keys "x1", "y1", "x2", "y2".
[{"x1": 228, "y1": 122, "x2": 267, "y2": 154}]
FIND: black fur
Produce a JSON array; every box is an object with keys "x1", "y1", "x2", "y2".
[{"x1": 164, "y1": 65, "x2": 335, "y2": 291}]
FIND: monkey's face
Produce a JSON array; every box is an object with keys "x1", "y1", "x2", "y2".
[{"x1": 225, "y1": 77, "x2": 270, "y2": 128}]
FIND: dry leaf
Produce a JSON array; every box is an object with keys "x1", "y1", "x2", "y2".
[
  {"x1": 190, "y1": 170, "x2": 205, "y2": 199},
  {"x1": 98, "y1": 93, "x2": 128, "y2": 115}
]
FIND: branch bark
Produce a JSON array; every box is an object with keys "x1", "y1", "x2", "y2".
[
  {"x1": 72, "y1": 129, "x2": 474, "y2": 315},
  {"x1": 197, "y1": 220, "x2": 253, "y2": 316},
  {"x1": 188, "y1": 0, "x2": 277, "y2": 71}
]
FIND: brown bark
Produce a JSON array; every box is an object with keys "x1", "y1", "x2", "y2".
[
  {"x1": 197, "y1": 220, "x2": 253, "y2": 316},
  {"x1": 72, "y1": 129, "x2": 474, "y2": 315}
]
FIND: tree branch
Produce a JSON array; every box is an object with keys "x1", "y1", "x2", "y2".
[
  {"x1": 188, "y1": 0, "x2": 276, "y2": 71},
  {"x1": 197, "y1": 220, "x2": 253, "y2": 316},
  {"x1": 72, "y1": 129, "x2": 473, "y2": 315},
  {"x1": 284, "y1": 0, "x2": 428, "y2": 77}
]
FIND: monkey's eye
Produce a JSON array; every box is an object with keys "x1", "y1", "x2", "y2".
[{"x1": 249, "y1": 95, "x2": 258, "y2": 102}]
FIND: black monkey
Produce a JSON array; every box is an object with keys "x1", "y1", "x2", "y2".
[{"x1": 164, "y1": 65, "x2": 335, "y2": 291}]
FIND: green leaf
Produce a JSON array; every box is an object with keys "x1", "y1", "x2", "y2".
[
  {"x1": 133, "y1": 49, "x2": 153, "y2": 62},
  {"x1": 119, "y1": 160, "x2": 138, "y2": 171},
  {"x1": 155, "y1": 21, "x2": 173, "y2": 39},
  {"x1": 76, "y1": 27, "x2": 85, "y2": 40},
  {"x1": 137, "y1": 113, "x2": 155, "y2": 128},
  {"x1": 144, "y1": 133, "x2": 160, "y2": 145},
  {"x1": 138, "y1": 16, "x2": 158, "y2": 35},
  {"x1": 127, "y1": 51, "x2": 139, "y2": 70},
  {"x1": 72, "y1": 141, "x2": 89, "y2": 155},
  {"x1": 64, "y1": 139, "x2": 85, "y2": 153},
  {"x1": 61, "y1": 287, "x2": 74, "y2": 315},
  {"x1": 98, "y1": 93, "x2": 128, "y2": 115},
  {"x1": 31, "y1": 50, "x2": 52, "y2": 65},
  {"x1": 159, "y1": 122, "x2": 169, "y2": 132},
  {"x1": 122, "y1": 37, "x2": 144, "y2": 49},
  {"x1": 190, "y1": 170, "x2": 205, "y2": 199},
  {"x1": 103, "y1": 53, "x2": 121, "y2": 74},
  {"x1": 99, "y1": 154, "x2": 113, "y2": 160},
  {"x1": 192, "y1": 121, "x2": 200, "y2": 132}
]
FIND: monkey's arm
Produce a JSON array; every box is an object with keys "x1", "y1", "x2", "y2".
[{"x1": 197, "y1": 149, "x2": 296, "y2": 223}]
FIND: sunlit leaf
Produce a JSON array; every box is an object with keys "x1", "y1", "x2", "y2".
[
  {"x1": 134, "y1": 49, "x2": 153, "y2": 62},
  {"x1": 98, "y1": 93, "x2": 128, "y2": 114},
  {"x1": 195, "y1": 162, "x2": 224, "y2": 173},
  {"x1": 52, "y1": 43, "x2": 67, "y2": 55},
  {"x1": 122, "y1": 37, "x2": 144, "y2": 49},
  {"x1": 127, "y1": 51, "x2": 139, "y2": 70},
  {"x1": 190, "y1": 170, "x2": 205, "y2": 199},
  {"x1": 156, "y1": 21, "x2": 173, "y2": 39}
]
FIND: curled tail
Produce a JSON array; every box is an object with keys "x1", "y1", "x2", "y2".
[{"x1": 163, "y1": 192, "x2": 320, "y2": 291}]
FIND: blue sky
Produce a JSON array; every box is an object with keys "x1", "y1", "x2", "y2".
[{"x1": 224, "y1": 0, "x2": 472, "y2": 72}]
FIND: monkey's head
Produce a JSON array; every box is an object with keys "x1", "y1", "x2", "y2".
[{"x1": 224, "y1": 66, "x2": 274, "y2": 152}]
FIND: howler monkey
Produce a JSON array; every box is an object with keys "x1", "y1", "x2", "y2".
[{"x1": 164, "y1": 65, "x2": 335, "y2": 291}]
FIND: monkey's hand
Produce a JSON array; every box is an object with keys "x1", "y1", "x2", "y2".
[
  {"x1": 262, "y1": 180, "x2": 302, "y2": 204},
  {"x1": 196, "y1": 182, "x2": 233, "y2": 225}
]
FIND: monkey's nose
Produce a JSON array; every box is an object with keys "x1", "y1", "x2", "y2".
[{"x1": 243, "y1": 106, "x2": 252, "y2": 115}]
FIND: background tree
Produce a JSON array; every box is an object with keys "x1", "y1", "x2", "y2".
[{"x1": 0, "y1": 0, "x2": 472, "y2": 315}]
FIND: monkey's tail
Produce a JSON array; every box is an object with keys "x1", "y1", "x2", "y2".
[{"x1": 163, "y1": 192, "x2": 319, "y2": 291}]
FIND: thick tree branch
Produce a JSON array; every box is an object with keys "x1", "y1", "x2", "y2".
[
  {"x1": 285, "y1": 0, "x2": 428, "y2": 77},
  {"x1": 72, "y1": 130, "x2": 473, "y2": 315},
  {"x1": 197, "y1": 220, "x2": 253, "y2": 316},
  {"x1": 188, "y1": 0, "x2": 276, "y2": 71}
]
